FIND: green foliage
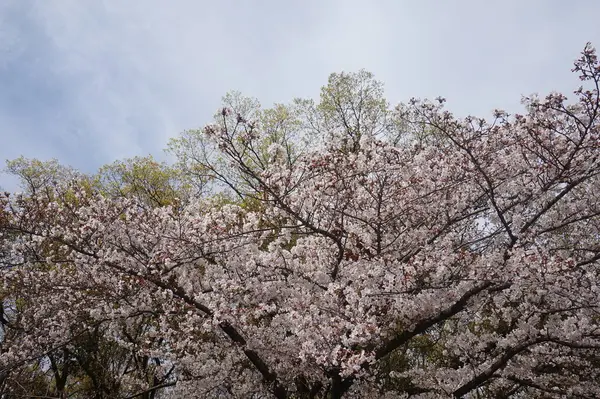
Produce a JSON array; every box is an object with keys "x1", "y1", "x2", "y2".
[
  {"x1": 5, "y1": 157, "x2": 80, "y2": 196},
  {"x1": 96, "y1": 155, "x2": 190, "y2": 207},
  {"x1": 318, "y1": 69, "x2": 388, "y2": 144}
]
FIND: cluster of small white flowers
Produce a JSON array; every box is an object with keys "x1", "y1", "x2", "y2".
[{"x1": 2, "y1": 46, "x2": 600, "y2": 398}]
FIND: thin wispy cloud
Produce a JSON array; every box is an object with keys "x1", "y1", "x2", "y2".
[{"x1": 1, "y1": 0, "x2": 599, "y2": 190}]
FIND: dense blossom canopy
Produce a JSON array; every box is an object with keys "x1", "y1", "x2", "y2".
[{"x1": 1, "y1": 45, "x2": 600, "y2": 398}]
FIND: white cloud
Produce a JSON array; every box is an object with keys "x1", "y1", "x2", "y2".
[{"x1": 1, "y1": 0, "x2": 599, "y2": 190}]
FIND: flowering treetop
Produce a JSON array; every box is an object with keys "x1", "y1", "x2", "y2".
[{"x1": 1, "y1": 44, "x2": 600, "y2": 398}]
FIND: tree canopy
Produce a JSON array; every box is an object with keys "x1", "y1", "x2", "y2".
[{"x1": 2, "y1": 44, "x2": 600, "y2": 398}]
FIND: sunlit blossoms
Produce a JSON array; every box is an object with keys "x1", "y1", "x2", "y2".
[{"x1": 2, "y1": 45, "x2": 600, "y2": 398}]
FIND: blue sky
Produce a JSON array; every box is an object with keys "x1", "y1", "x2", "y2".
[{"x1": 1, "y1": 0, "x2": 599, "y2": 190}]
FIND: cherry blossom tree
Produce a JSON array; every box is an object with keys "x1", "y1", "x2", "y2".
[
  {"x1": 2, "y1": 44, "x2": 600, "y2": 398},
  {"x1": 1, "y1": 160, "x2": 177, "y2": 398}
]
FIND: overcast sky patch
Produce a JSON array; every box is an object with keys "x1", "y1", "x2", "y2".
[{"x1": 1, "y1": 0, "x2": 599, "y2": 190}]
